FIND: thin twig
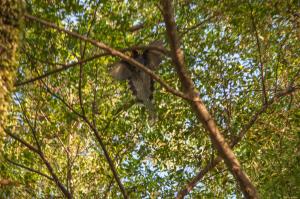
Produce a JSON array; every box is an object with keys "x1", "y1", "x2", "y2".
[
  {"x1": 78, "y1": 59, "x2": 85, "y2": 115},
  {"x1": 77, "y1": 1, "x2": 100, "y2": 116},
  {"x1": 15, "y1": 53, "x2": 106, "y2": 87},
  {"x1": 4, "y1": 129, "x2": 39, "y2": 153},
  {"x1": 81, "y1": 116, "x2": 128, "y2": 198},
  {"x1": 5, "y1": 158, "x2": 54, "y2": 181},
  {"x1": 40, "y1": 79, "x2": 83, "y2": 118},
  {"x1": 103, "y1": 178, "x2": 114, "y2": 199},
  {"x1": 249, "y1": 2, "x2": 267, "y2": 105},
  {"x1": 15, "y1": 95, "x2": 42, "y2": 150},
  {"x1": 179, "y1": 14, "x2": 217, "y2": 36}
]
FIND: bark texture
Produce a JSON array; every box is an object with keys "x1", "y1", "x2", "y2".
[{"x1": 0, "y1": 0, "x2": 21, "y2": 133}]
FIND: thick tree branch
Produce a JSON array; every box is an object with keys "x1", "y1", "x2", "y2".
[
  {"x1": 160, "y1": 1, "x2": 259, "y2": 198},
  {"x1": 176, "y1": 85, "x2": 297, "y2": 198},
  {"x1": 23, "y1": 13, "x2": 188, "y2": 100},
  {"x1": 15, "y1": 45, "x2": 170, "y2": 87}
]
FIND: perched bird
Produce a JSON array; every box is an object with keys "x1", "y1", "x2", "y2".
[{"x1": 110, "y1": 41, "x2": 164, "y2": 119}]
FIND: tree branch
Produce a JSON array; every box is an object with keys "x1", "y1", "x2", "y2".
[
  {"x1": 77, "y1": 3, "x2": 100, "y2": 117},
  {"x1": 40, "y1": 81, "x2": 128, "y2": 198},
  {"x1": 4, "y1": 129, "x2": 39, "y2": 154},
  {"x1": 179, "y1": 14, "x2": 217, "y2": 37},
  {"x1": 40, "y1": 79, "x2": 84, "y2": 118},
  {"x1": 15, "y1": 44, "x2": 170, "y2": 87},
  {"x1": 16, "y1": 96, "x2": 42, "y2": 151},
  {"x1": 176, "y1": 85, "x2": 297, "y2": 198},
  {"x1": 5, "y1": 158, "x2": 54, "y2": 181},
  {"x1": 249, "y1": 2, "x2": 268, "y2": 105},
  {"x1": 231, "y1": 85, "x2": 296, "y2": 147},
  {"x1": 23, "y1": 13, "x2": 188, "y2": 100},
  {"x1": 4, "y1": 128, "x2": 72, "y2": 198},
  {"x1": 39, "y1": 152, "x2": 72, "y2": 199},
  {"x1": 160, "y1": 1, "x2": 259, "y2": 198},
  {"x1": 82, "y1": 117, "x2": 128, "y2": 198},
  {"x1": 15, "y1": 53, "x2": 106, "y2": 87}
]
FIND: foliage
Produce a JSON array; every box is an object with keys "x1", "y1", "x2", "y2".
[{"x1": 1, "y1": 0, "x2": 300, "y2": 198}]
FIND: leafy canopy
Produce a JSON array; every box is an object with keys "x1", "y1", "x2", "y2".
[{"x1": 1, "y1": 1, "x2": 300, "y2": 198}]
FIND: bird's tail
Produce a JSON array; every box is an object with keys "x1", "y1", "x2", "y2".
[{"x1": 143, "y1": 100, "x2": 157, "y2": 123}]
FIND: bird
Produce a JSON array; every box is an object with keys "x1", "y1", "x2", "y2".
[{"x1": 109, "y1": 41, "x2": 164, "y2": 120}]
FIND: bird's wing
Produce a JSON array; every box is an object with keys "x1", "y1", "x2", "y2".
[
  {"x1": 109, "y1": 61, "x2": 132, "y2": 80},
  {"x1": 144, "y1": 40, "x2": 164, "y2": 70}
]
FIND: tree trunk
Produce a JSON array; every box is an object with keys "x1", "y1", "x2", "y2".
[{"x1": 0, "y1": 0, "x2": 21, "y2": 133}]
